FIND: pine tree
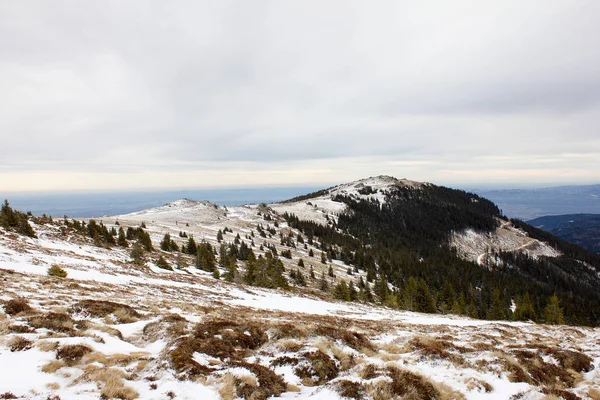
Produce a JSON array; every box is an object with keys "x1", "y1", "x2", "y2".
[
  {"x1": 333, "y1": 280, "x2": 350, "y2": 301},
  {"x1": 544, "y1": 294, "x2": 565, "y2": 325},
  {"x1": 403, "y1": 277, "x2": 418, "y2": 311},
  {"x1": 514, "y1": 292, "x2": 536, "y2": 321},
  {"x1": 487, "y1": 288, "x2": 507, "y2": 320},
  {"x1": 319, "y1": 272, "x2": 329, "y2": 291},
  {"x1": 117, "y1": 227, "x2": 128, "y2": 247},
  {"x1": 160, "y1": 233, "x2": 172, "y2": 251},
  {"x1": 415, "y1": 279, "x2": 436, "y2": 313},
  {"x1": 130, "y1": 243, "x2": 145, "y2": 265}
]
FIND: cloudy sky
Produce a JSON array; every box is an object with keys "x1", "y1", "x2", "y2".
[{"x1": 1, "y1": 1, "x2": 599, "y2": 192}]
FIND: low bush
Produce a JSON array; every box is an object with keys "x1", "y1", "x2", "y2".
[{"x1": 47, "y1": 264, "x2": 68, "y2": 278}]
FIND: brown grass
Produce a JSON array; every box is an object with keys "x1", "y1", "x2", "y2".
[
  {"x1": 218, "y1": 373, "x2": 236, "y2": 400},
  {"x1": 409, "y1": 335, "x2": 466, "y2": 366},
  {"x1": 359, "y1": 364, "x2": 380, "y2": 380},
  {"x1": 232, "y1": 362, "x2": 287, "y2": 400},
  {"x1": 386, "y1": 366, "x2": 440, "y2": 399},
  {"x1": 81, "y1": 367, "x2": 139, "y2": 400},
  {"x1": 588, "y1": 388, "x2": 600, "y2": 400},
  {"x1": 142, "y1": 314, "x2": 187, "y2": 342},
  {"x1": 71, "y1": 299, "x2": 140, "y2": 323},
  {"x1": 313, "y1": 325, "x2": 374, "y2": 351},
  {"x1": 8, "y1": 324, "x2": 35, "y2": 334},
  {"x1": 56, "y1": 344, "x2": 93, "y2": 366},
  {"x1": 29, "y1": 312, "x2": 75, "y2": 333},
  {"x1": 335, "y1": 380, "x2": 366, "y2": 399},
  {"x1": 465, "y1": 377, "x2": 493, "y2": 393},
  {"x1": 38, "y1": 341, "x2": 60, "y2": 352},
  {"x1": 8, "y1": 336, "x2": 33, "y2": 352},
  {"x1": 294, "y1": 350, "x2": 339, "y2": 385},
  {"x1": 3, "y1": 298, "x2": 32, "y2": 315},
  {"x1": 42, "y1": 360, "x2": 65, "y2": 374}
]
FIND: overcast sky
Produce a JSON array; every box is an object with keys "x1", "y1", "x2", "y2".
[{"x1": 1, "y1": 1, "x2": 599, "y2": 192}]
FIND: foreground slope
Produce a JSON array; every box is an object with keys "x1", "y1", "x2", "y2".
[
  {"x1": 2, "y1": 176, "x2": 600, "y2": 399},
  {"x1": 1, "y1": 222, "x2": 599, "y2": 400}
]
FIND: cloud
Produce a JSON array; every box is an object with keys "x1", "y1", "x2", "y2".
[{"x1": 1, "y1": 0, "x2": 599, "y2": 191}]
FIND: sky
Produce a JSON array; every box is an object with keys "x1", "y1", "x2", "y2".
[{"x1": 1, "y1": 0, "x2": 599, "y2": 193}]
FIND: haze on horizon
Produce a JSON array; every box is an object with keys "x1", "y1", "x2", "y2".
[{"x1": 1, "y1": 1, "x2": 599, "y2": 193}]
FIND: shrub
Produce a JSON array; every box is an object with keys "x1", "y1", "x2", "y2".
[{"x1": 47, "y1": 264, "x2": 68, "y2": 278}]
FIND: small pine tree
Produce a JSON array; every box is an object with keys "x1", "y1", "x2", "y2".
[
  {"x1": 156, "y1": 255, "x2": 173, "y2": 270},
  {"x1": 319, "y1": 272, "x2": 329, "y2": 291},
  {"x1": 544, "y1": 294, "x2": 565, "y2": 325},
  {"x1": 117, "y1": 227, "x2": 128, "y2": 247},
  {"x1": 131, "y1": 243, "x2": 145, "y2": 265}
]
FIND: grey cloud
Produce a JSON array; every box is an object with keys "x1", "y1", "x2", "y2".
[{"x1": 1, "y1": 0, "x2": 599, "y2": 189}]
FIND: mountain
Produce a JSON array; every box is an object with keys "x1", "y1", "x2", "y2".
[
  {"x1": 475, "y1": 184, "x2": 600, "y2": 220},
  {"x1": 528, "y1": 214, "x2": 600, "y2": 254},
  {"x1": 1, "y1": 177, "x2": 600, "y2": 400}
]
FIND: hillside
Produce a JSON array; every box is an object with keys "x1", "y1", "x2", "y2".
[
  {"x1": 1, "y1": 177, "x2": 600, "y2": 399},
  {"x1": 528, "y1": 214, "x2": 600, "y2": 254}
]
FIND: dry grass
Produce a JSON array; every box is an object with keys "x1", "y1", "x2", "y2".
[
  {"x1": 56, "y1": 344, "x2": 93, "y2": 365},
  {"x1": 294, "y1": 350, "x2": 339, "y2": 385},
  {"x1": 112, "y1": 308, "x2": 139, "y2": 324},
  {"x1": 409, "y1": 335, "x2": 465, "y2": 366},
  {"x1": 588, "y1": 388, "x2": 600, "y2": 400},
  {"x1": 8, "y1": 336, "x2": 33, "y2": 352},
  {"x1": 71, "y1": 299, "x2": 140, "y2": 323},
  {"x1": 3, "y1": 298, "x2": 32, "y2": 315},
  {"x1": 81, "y1": 367, "x2": 139, "y2": 400},
  {"x1": 218, "y1": 373, "x2": 236, "y2": 400},
  {"x1": 335, "y1": 380, "x2": 366, "y2": 399},
  {"x1": 313, "y1": 325, "x2": 374, "y2": 351},
  {"x1": 232, "y1": 362, "x2": 287, "y2": 400},
  {"x1": 45, "y1": 382, "x2": 60, "y2": 390},
  {"x1": 465, "y1": 377, "x2": 493, "y2": 393},
  {"x1": 41, "y1": 360, "x2": 65, "y2": 374},
  {"x1": 142, "y1": 314, "x2": 187, "y2": 342},
  {"x1": 29, "y1": 312, "x2": 75, "y2": 333},
  {"x1": 37, "y1": 340, "x2": 59, "y2": 352},
  {"x1": 274, "y1": 339, "x2": 303, "y2": 353}
]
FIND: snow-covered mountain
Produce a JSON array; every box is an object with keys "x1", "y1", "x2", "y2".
[{"x1": 1, "y1": 176, "x2": 600, "y2": 400}]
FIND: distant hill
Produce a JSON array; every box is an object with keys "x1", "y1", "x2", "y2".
[
  {"x1": 475, "y1": 184, "x2": 600, "y2": 220},
  {"x1": 528, "y1": 214, "x2": 600, "y2": 254}
]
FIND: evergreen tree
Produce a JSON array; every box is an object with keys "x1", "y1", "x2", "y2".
[
  {"x1": 514, "y1": 292, "x2": 536, "y2": 321},
  {"x1": 319, "y1": 272, "x2": 329, "y2": 291},
  {"x1": 437, "y1": 281, "x2": 456, "y2": 314},
  {"x1": 487, "y1": 288, "x2": 507, "y2": 320},
  {"x1": 186, "y1": 237, "x2": 197, "y2": 255},
  {"x1": 403, "y1": 277, "x2": 418, "y2": 311},
  {"x1": 160, "y1": 233, "x2": 173, "y2": 251},
  {"x1": 130, "y1": 243, "x2": 145, "y2": 265},
  {"x1": 117, "y1": 227, "x2": 128, "y2": 247},
  {"x1": 544, "y1": 294, "x2": 565, "y2": 325},
  {"x1": 415, "y1": 279, "x2": 436, "y2": 313},
  {"x1": 333, "y1": 280, "x2": 350, "y2": 301},
  {"x1": 156, "y1": 255, "x2": 172, "y2": 270}
]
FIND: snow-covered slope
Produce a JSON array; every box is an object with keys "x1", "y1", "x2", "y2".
[
  {"x1": 270, "y1": 175, "x2": 423, "y2": 225},
  {"x1": 450, "y1": 220, "x2": 562, "y2": 267},
  {"x1": 1, "y1": 177, "x2": 599, "y2": 400},
  {"x1": 1, "y1": 222, "x2": 599, "y2": 400}
]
